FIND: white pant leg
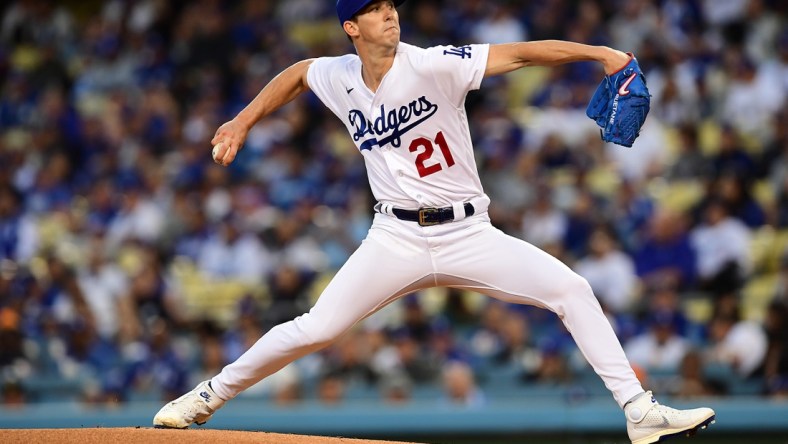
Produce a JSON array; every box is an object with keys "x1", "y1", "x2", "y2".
[
  {"x1": 211, "y1": 215, "x2": 434, "y2": 400},
  {"x1": 432, "y1": 219, "x2": 643, "y2": 408}
]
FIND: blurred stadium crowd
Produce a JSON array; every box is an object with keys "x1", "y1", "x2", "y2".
[{"x1": 0, "y1": 0, "x2": 787, "y2": 409}]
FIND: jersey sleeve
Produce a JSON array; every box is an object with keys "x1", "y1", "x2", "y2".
[
  {"x1": 426, "y1": 44, "x2": 490, "y2": 107},
  {"x1": 306, "y1": 56, "x2": 345, "y2": 119}
]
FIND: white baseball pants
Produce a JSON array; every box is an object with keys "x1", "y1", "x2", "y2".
[{"x1": 211, "y1": 210, "x2": 644, "y2": 408}]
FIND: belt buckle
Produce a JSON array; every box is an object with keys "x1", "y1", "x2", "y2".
[{"x1": 418, "y1": 208, "x2": 441, "y2": 227}]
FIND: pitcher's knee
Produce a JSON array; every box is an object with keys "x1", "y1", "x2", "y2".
[
  {"x1": 292, "y1": 314, "x2": 347, "y2": 348},
  {"x1": 555, "y1": 273, "x2": 595, "y2": 301}
]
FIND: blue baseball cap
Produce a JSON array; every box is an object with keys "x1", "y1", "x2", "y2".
[{"x1": 336, "y1": 0, "x2": 406, "y2": 25}]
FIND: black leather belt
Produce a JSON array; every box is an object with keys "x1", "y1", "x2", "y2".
[{"x1": 380, "y1": 202, "x2": 475, "y2": 226}]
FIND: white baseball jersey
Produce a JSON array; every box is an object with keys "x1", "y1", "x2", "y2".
[{"x1": 307, "y1": 42, "x2": 489, "y2": 209}]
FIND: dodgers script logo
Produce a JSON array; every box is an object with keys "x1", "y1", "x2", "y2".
[{"x1": 348, "y1": 96, "x2": 438, "y2": 151}]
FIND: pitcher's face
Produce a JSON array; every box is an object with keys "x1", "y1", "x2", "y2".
[{"x1": 352, "y1": 0, "x2": 400, "y2": 48}]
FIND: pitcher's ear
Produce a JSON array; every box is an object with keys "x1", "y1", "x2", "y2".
[{"x1": 343, "y1": 20, "x2": 359, "y2": 38}]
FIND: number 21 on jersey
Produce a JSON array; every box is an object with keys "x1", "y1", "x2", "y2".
[{"x1": 409, "y1": 131, "x2": 455, "y2": 178}]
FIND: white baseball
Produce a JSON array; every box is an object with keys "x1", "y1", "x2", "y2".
[{"x1": 212, "y1": 142, "x2": 223, "y2": 161}]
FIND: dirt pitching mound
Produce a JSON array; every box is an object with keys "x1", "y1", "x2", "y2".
[{"x1": 0, "y1": 428, "x2": 423, "y2": 444}]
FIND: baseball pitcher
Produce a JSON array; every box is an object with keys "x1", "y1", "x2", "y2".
[{"x1": 155, "y1": 2, "x2": 714, "y2": 443}]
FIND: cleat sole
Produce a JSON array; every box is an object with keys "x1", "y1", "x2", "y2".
[{"x1": 654, "y1": 415, "x2": 716, "y2": 443}]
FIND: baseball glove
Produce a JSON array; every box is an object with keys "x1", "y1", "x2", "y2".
[{"x1": 585, "y1": 54, "x2": 651, "y2": 148}]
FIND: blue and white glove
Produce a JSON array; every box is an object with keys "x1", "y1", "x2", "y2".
[{"x1": 586, "y1": 54, "x2": 651, "y2": 148}]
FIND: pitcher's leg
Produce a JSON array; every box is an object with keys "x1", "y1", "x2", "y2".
[
  {"x1": 211, "y1": 231, "x2": 433, "y2": 401},
  {"x1": 439, "y1": 223, "x2": 643, "y2": 407}
]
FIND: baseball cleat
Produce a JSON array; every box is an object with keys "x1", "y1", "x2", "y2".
[
  {"x1": 625, "y1": 391, "x2": 715, "y2": 444},
  {"x1": 153, "y1": 380, "x2": 226, "y2": 429}
]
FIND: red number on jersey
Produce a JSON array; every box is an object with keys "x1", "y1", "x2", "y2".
[
  {"x1": 409, "y1": 131, "x2": 456, "y2": 178},
  {"x1": 435, "y1": 131, "x2": 455, "y2": 167}
]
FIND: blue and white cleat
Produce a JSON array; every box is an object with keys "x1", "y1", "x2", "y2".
[
  {"x1": 153, "y1": 381, "x2": 225, "y2": 429},
  {"x1": 625, "y1": 391, "x2": 715, "y2": 444}
]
